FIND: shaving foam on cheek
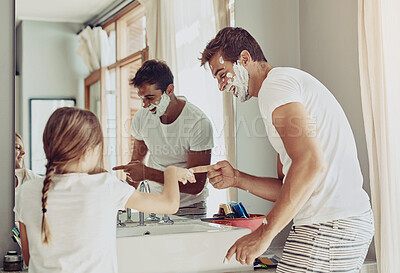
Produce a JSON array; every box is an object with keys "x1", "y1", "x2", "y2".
[
  {"x1": 219, "y1": 56, "x2": 225, "y2": 64},
  {"x1": 147, "y1": 93, "x2": 170, "y2": 118},
  {"x1": 225, "y1": 61, "x2": 250, "y2": 102}
]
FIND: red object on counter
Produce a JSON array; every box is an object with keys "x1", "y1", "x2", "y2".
[{"x1": 205, "y1": 214, "x2": 265, "y2": 232}]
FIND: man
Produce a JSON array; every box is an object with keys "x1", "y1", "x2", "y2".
[
  {"x1": 194, "y1": 27, "x2": 373, "y2": 272},
  {"x1": 113, "y1": 60, "x2": 213, "y2": 219}
]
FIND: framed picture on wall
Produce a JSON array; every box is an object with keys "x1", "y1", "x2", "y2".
[{"x1": 29, "y1": 98, "x2": 76, "y2": 175}]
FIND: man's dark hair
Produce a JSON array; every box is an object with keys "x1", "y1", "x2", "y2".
[
  {"x1": 130, "y1": 59, "x2": 174, "y2": 92},
  {"x1": 200, "y1": 27, "x2": 267, "y2": 66}
]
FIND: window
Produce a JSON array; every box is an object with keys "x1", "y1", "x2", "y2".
[{"x1": 84, "y1": 2, "x2": 147, "y2": 177}]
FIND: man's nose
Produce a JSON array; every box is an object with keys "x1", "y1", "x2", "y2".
[{"x1": 141, "y1": 99, "x2": 150, "y2": 108}]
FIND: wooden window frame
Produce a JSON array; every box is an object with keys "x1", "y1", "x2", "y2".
[{"x1": 84, "y1": 1, "x2": 148, "y2": 173}]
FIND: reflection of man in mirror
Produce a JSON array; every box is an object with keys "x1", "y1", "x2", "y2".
[
  {"x1": 15, "y1": 133, "x2": 41, "y2": 189},
  {"x1": 197, "y1": 27, "x2": 373, "y2": 271},
  {"x1": 113, "y1": 60, "x2": 213, "y2": 219}
]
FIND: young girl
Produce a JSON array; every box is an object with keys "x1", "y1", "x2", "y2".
[
  {"x1": 15, "y1": 132, "x2": 41, "y2": 188},
  {"x1": 14, "y1": 107, "x2": 197, "y2": 273}
]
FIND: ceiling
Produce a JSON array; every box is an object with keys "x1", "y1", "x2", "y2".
[{"x1": 16, "y1": 0, "x2": 119, "y2": 24}]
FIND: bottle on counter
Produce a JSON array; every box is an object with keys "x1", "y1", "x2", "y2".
[{"x1": 3, "y1": 250, "x2": 23, "y2": 271}]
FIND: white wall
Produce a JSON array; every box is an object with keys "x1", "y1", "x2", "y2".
[
  {"x1": 234, "y1": 0, "x2": 300, "y2": 248},
  {"x1": 299, "y1": 0, "x2": 370, "y2": 194},
  {"x1": 0, "y1": 0, "x2": 17, "y2": 264},
  {"x1": 16, "y1": 21, "x2": 88, "y2": 168},
  {"x1": 299, "y1": 0, "x2": 374, "y2": 259}
]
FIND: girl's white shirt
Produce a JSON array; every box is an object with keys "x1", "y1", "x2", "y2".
[
  {"x1": 15, "y1": 172, "x2": 134, "y2": 273},
  {"x1": 15, "y1": 168, "x2": 42, "y2": 188}
]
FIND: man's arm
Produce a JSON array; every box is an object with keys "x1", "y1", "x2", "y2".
[
  {"x1": 195, "y1": 161, "x2": 283, "y2": 202},
  {"x1": 131, "y1": 138, "x2": 164, "y2": 184},
  {"x1": 263, "y1": 102, "x2": 324, "y2": 236},
  {"x1": 142, "y1": 149, "x2": 211, "y2": 194},
  {"x1": 114, "y1": 139, "x2": 165, "y2": 184},
  {"x1": 234, "y1": 171, "x2": 283, "y2": 202},
  {"x1": 131, "y1": 138, "x2": 148, "y2": 162},
  {"x1": 182, "y1": 149, "x2": 211, "y2": 194},
  {"x1": 277, "y1": 154, "x2": 284, "y2": 180},
  {"x1": 225, "y1": 102, "x2": 325, "y2": 265}
]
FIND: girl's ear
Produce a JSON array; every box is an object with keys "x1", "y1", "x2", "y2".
[{"x1": 82, "y1": 147, "x2": 93, "y2": 161}]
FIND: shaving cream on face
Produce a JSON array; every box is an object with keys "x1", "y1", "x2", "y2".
[
  {"x1": 225, "y1": 61, "x2": 250, "y2": 102},
  {"x1": 147, "y1": 92, "x2": 171, "y2": 117}
]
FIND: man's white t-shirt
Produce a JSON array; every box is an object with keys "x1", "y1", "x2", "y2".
[
  {"x1": 14, "y1": 173, "x2": 134, "y2": 273},
  {"x1": 258, "y1": 67, "x2": 371, "y2": 226},
  {"x1": 131, "y1": 100, "x2": 214, "y2": 207}
]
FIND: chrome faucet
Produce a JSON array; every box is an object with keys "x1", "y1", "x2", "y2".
[
  {"x1": 117, "y1": 210, "x2": 126, "y2": 227},
  {"x1": 125, "y1": 208, "x2": 134, "y2": 223},
  {"x1": 138, "y1": 180, "x2": 151, "y2": 226},
  {"x1": 159, "y1": 214, "x2": 174, "y2": 225}
]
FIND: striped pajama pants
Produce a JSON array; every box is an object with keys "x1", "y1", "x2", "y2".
[{"x1": 277, "y1": 210, "x2": 374, "y2": 273}]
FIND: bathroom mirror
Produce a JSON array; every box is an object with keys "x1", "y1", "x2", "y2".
[{"x1": 15, "y1": 0, "x2": 229, "y2": 218}]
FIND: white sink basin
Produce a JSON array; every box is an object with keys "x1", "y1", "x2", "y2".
[
  {"x1": 117, "y1": 222, "x2": 223, "y2": 237},
  {"x1": 116, "y1": 214, "x2": 252, "y2": 273}
]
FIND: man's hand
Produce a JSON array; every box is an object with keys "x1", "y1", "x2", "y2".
[
  {"x1": 191, "y1": 160, "x2": 238, "y2": 189},
  {"x1": 112, "y1": 160, "x2": 144, "y2": 186},
  {"x1": 225, "y1": 224, "x2": 272, "y2": 266}
]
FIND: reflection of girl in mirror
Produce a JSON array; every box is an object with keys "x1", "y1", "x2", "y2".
[
  {"x1": 15, "y1": 133, "x2": 41, "y2": 188},
  {"x1": 14, "y1": 107, "x2": 197, "y2": 273}
]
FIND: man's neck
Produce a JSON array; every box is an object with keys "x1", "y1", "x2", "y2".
[
  {"x1": 252, "y1": 62, "x2": 274, "y2": 98},
  {"x1": 159, "y1": 97, "x2": 186, "y2": 124}
]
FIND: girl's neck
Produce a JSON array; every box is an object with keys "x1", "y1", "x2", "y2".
[{"x1": 59, "y1": 161, "x2": 91, "y2": 174}]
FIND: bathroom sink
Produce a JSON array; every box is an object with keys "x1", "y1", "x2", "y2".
[
  {"x1": 116, "y1": 214, "x2": 253, "y2": 273},
  {"x1": 117, "y1": 222, "x2": 223, "y2": 237}
]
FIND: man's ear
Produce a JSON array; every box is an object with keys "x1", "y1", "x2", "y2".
[
  {"x1": 165, "y1": 84, "x2": 175, "y2": 96},
  {"x1": 239, "y1": 50, "x2": 252, "y2": 67}
]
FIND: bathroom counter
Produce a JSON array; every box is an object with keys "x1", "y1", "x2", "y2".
[
  {"x1": 0, "y1": 268, "x2": 275, "y2": 273},
  {"x1": 0, "y1": 248, "x2": 282, "y2": 273}
]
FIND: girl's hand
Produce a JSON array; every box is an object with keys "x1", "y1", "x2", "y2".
[{"x1": 171, "y1": 167, "x2": 196, "y2": 184}]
